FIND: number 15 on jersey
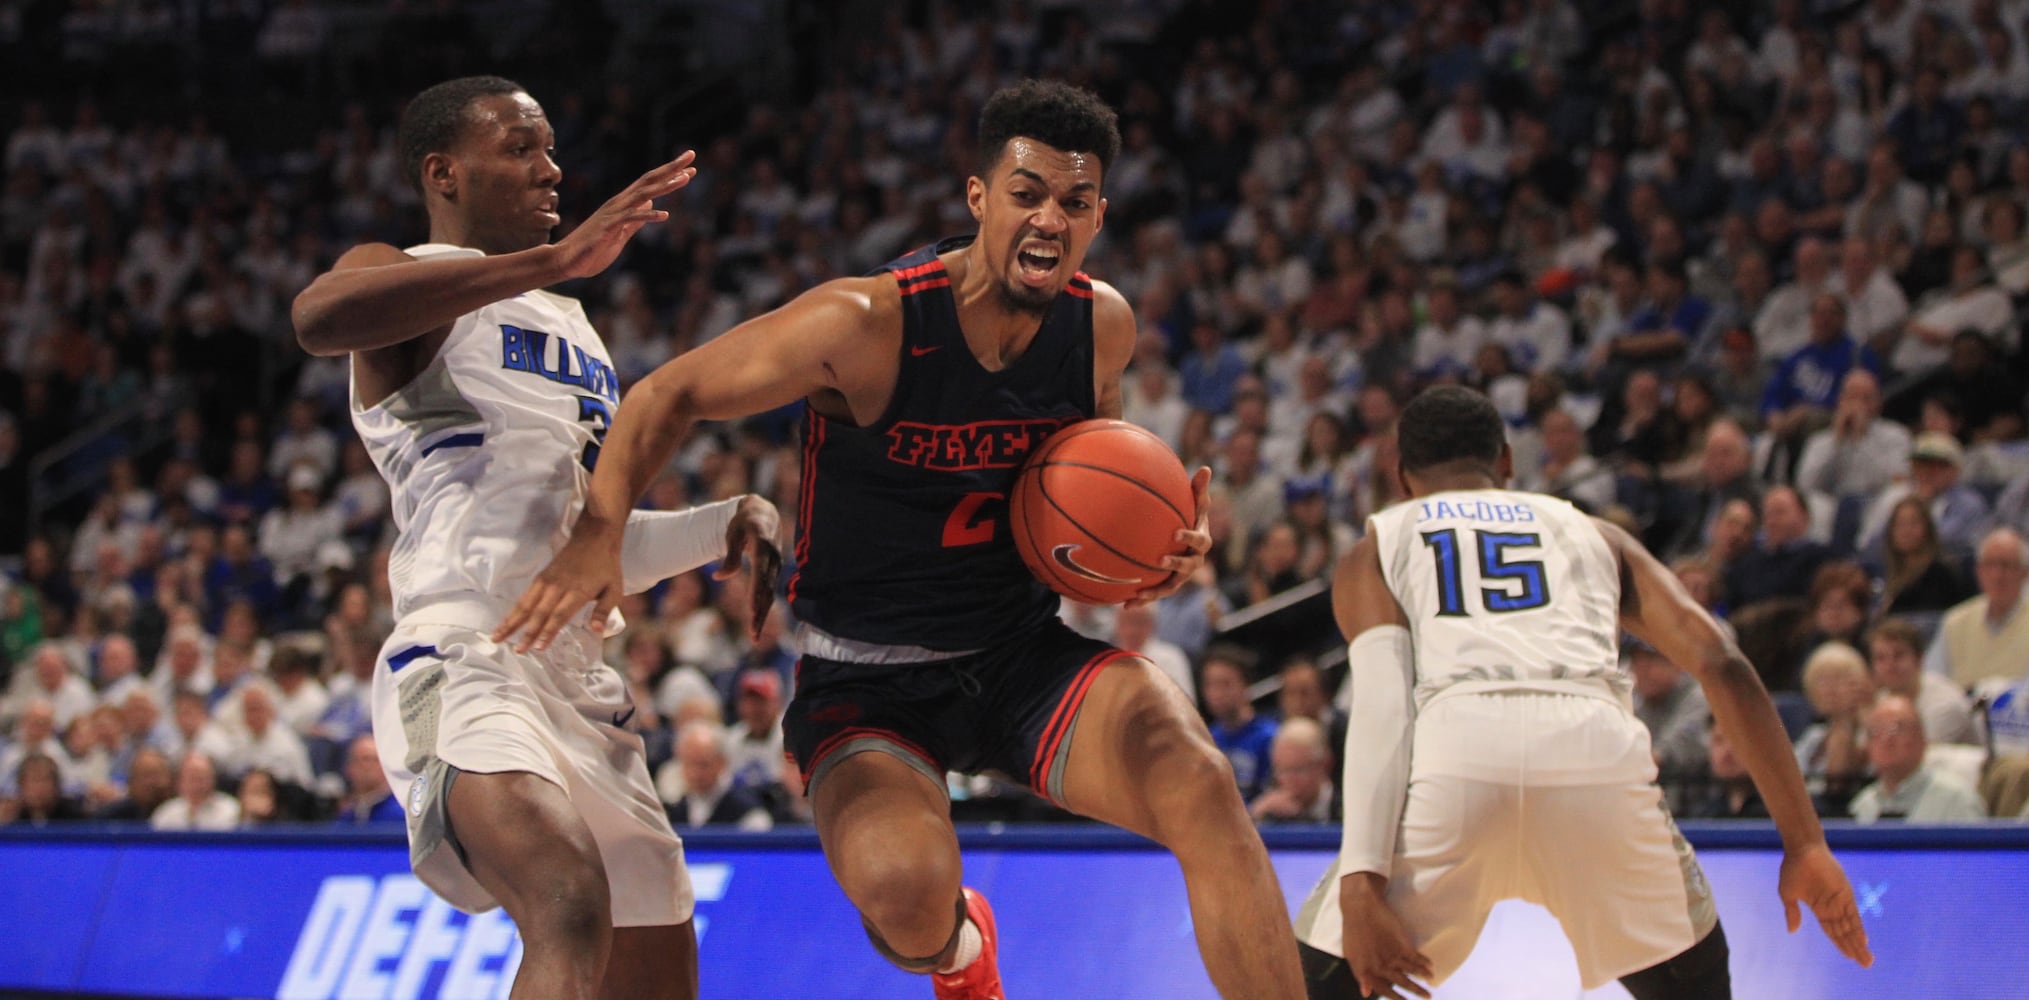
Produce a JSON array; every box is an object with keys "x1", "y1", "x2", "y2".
[{"x1": 1421, "y1": 528, "x2": 1551, "y2": 617}]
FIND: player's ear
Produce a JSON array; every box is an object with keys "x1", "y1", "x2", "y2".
[
  {"x1": 421, "y1": 151, "x2": 457, "y2": 200},
  {"x1": 1093, "y1": 195, "x2": 1107, "y2": 235},
  {"x1": 966, "y1": 175, "x2": 986, "y2": 223}
]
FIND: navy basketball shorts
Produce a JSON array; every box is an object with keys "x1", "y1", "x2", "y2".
[{"x1": 784, "y1": 619, "x2": 1136, "y2": 807}]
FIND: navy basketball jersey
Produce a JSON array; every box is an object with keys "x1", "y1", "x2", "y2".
[{"x1": 789, "y1": 235, "x2": 1098, "y2": 652}]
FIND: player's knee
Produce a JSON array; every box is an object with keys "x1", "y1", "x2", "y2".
[
  {"x1": 1144, "y1": 736, "x2": 1246, "y2": 840},
  {"x1": 519, "y1": 860, "x2": 613, "y2": 951},
  {"x1": 849, "y1": 849, "x2": 961, "y2": 955}
]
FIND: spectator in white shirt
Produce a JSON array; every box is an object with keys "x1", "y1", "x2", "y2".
[
  {"x1": 1412, "y1": 283, "x2": 1486, "y2": 379},
  {"x1": 93, "y1": 635, "x2": 146, "y2": 709},
  {"x1": 267, "y1": 642, "x2": 330, "y2": 737},
  {"x1": 1868, "y1": 618, "x2": 1978, "y2": 746},
  {"x1": 1112, "y1": 601, "x2": 1195, "y2": 706},
  {"x1": 266, "y1": 398, "x2": 338, "y2": 484},
  {"x1": 1895, "y1": 245, "x2": 2012, "y2": 374},
  {"x1": 163, "y1": 690, "x2": 237, "y2": 766},
  {"x1": 1757, "y1": 237, "x2": 1833, "y2": 363},
  {"x1": 149, "y1": 751, "x2": 241, "y2": 831},
  {"x1": 260, "y1": 463, "x2": 343, "y2": 591},
  {"x1": 667, "y1": 721, "x2": 772, "y2": 831},
  {"x1": 724, "y1": 671, "x2": 787, "y2": 794},
  {"x1": 1794, "y1": 370, "x2": 1911, "y2": 500},
  {"x1": 1485, "y1": 269, "x2": 1572, "y2": 373},
  {"x1": 224, "y1": 685, "x2": 314, "y2": 788},
  {"x1": 152, "y1": 624, "x2": 215, "y2": 701},
  {"x1": 1831, "y1": 235, "x2": 1909, "y2": 356},
  {"x1": 0, "y1": 701, "x2": 78, "y2": 796},
  {"x1": 5, "y1": 643, "x2": 97, "y2": 732}
]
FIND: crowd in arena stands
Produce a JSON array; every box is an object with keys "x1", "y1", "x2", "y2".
[{"x1": 3, "y1": 0, "x2": 2029, "y2": 829}]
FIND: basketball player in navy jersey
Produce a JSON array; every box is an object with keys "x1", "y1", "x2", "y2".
[{"x1": 500, "y1": 80, "x2": 1307, "y2": 997}]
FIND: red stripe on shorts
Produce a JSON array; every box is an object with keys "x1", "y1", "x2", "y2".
[{"x1": 1028, "y1": 649, "x2": 1133, "y2": 797}]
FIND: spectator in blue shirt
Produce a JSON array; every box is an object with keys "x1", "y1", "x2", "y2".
[
  {"x1": 1886, "y1": 67, "x2": 1965, "y2": 185},
  {"x1": 1600, "y1": 259, "x2": 1709, "y2": 378},
  {"x1": 1762, "y1": 293, "x2": 1883, "y2": 449},
  {"x1": 1200, "y1": 646, "x2": 1277, "y2": 801},
  {"x1": 1179, "y1": 318, "x2": 1249, "y2": 415}
]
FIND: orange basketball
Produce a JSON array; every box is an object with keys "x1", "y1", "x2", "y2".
[{"x1": 1011, "y1": 419, "x2": 1197, "y2": 605}]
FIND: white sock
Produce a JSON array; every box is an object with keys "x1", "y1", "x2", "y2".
[{"x1": 935, "y1": 919, "x2": 982, "y2": 974}]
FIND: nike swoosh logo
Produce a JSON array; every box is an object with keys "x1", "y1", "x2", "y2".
[
  {"x1": 612, "y1": 706, "x2": 636, "y2": 728},
  {"x1": 1051, "y1": 544, "x2": 1142, "y2": 585},
  {"x1": 910, "y1": 344, "x2": 941, "y2": 356}
]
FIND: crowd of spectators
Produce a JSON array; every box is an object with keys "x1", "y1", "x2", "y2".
[{"x1": 2, "y1": 0, "x2": 2028, "y2": 830}]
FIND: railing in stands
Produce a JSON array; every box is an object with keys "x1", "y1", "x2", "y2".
[{"x1": 26, "y1": 390, "x2": 188, "y2": 539}]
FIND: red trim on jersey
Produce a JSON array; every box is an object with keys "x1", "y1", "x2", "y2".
[
  {"x1": 892, "y1": 260, "x2": 945, "y2": 282},
  {"x1": 787, "y1": 412, "x2": 824, "y2": 603},
  {"x1": 1029, "y1": 649, "x2": 1133, "y2": 799},
  {"x1": 1062, "y1": 281, "x2": 1095, "y2": 300},
  {"x1": 899, "y1": 277, "x2": 952, "y2": 295},
  {"x1": 803, "y1": 725, "x2": 942, "y2": 783}
]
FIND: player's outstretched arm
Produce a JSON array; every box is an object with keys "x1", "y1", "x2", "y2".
[
  {"x1": 1331, "y1": 535, "x2": 1434, "y2": 999},
  {"x1": 1595, "y1": 517, "x2": 1874, "y2": 969},
  {"x1": 291, "y1": 152, "x2": 697, "y2": 356},
  {"x1": 494, "y1": 277, "x2": 888, "y2": 652}
]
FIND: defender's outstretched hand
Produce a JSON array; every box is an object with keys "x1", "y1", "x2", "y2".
[
  {"x1": 714, "y1": 494, "x2": 784, "y2": 643},
  {"x1": 1340, "y1": 877, "x2": 1434, "y2": 1000},
  {"x1": 1126, "y1": 465, "x2": 1213, "y2": 608},
  {"x1": 494, "y1": 527, "x2": 624, "y2": 654},
  {"x1": 1780, "y1": 843, "x2": 1874, "y2": 968},
  {"x1": 550, "y1": 151, "x2": 698, "y2": 281}
]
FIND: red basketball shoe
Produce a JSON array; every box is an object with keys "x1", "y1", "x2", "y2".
[{"x1": 931, "y1": 887, "x2": 1004, "y2": 1000}]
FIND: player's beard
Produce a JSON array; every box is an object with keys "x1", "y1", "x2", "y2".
[{"x1": 997, "y1": 277, "x2": 1057, "y2": 316}]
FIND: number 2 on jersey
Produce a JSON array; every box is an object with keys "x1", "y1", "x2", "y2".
[
  {"x1": 576, "y1": 395, "x2": 613, "y2": 472},
  {"x1": 1421, "y1": 528, "x2": 1550, "y2": 616}
]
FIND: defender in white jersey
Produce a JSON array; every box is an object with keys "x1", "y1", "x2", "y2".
[
  {"x1": 294, "y1": 77, "x2": 780, "y2": 1000},
  {"x1": 1298, "y1": 387, "x2": 1870, "y2": 1000}
]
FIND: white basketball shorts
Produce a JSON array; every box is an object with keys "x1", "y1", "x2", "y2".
[
  {"x1": 371, "y1": 595, "x2": 693, "y2": 927},
  {"x1": 1297, "y1": 688, "x2": 1715, "y2": 989}
]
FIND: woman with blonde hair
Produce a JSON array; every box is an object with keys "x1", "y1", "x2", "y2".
[{"x1": 1794, "y1": 642, "x2": 1875, "y2": 817}]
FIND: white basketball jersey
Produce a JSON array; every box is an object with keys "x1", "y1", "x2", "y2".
[
  {"x1": 350, "y1": 244, "x2": 622, "y2": 619},
  {"x1": 1368, "y1": 489, "x2": 1627, "y2": 705}
]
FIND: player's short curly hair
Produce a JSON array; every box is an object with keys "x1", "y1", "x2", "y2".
[
  {"x1": 1397, "y1": 386, "x2": 1505, "y2": 474},
  {"x1": 977, "y1": 79, "x2": 1121, "y2": 178},
  {"x1": 397, "y1": 75, "x2": 527, "y2": 195}
]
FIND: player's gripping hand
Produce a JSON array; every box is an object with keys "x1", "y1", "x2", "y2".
[
  {"x1": 550, "y1": 151, "x2": 698, "y2": 281},
  {"x1": 714, "y1": 494, "x2": 784, "y2": 643},
  {"x1": 495, "y1": 523, "x2": 624, "y2": 654},
  {"x1": 1780, "y1": 842, "x2": 1874, "y2": 968},
  {"x1": 1339, "y1": 875, "x2": 1433, "y2": 1000},
  {"x1": 1126, "y1": 465, "x2": 1213, "y2": 609}
]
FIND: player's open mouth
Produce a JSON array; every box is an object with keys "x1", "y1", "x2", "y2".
[
  {"x1": 536, "y1": 197, "x2": 560, "y2": 225},
  {"x1": 1016, "y1": 242, "x2": 1061, "y2": 286}
]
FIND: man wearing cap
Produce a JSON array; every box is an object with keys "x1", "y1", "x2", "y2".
[
  {"x1": 1924, "y1": 527, "x2": 2029, "y2": 691},
  {"x1": 1854, "y1": 431, "x2": 1992, "y2": 562},
  {"x1": 724, "y1": 669, "x2": 786, "y2": 795},
  {"x1": 256, "y1": 463, "x2": 342, "y2": 611}
]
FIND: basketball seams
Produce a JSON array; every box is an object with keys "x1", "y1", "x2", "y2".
[
  {"x1": 1028, "y1": 458, "x2": 1191, "y2": 525},
  {"x1": 1032, "y1": 467, "x2": 1172, "y2": 575},
  {"x1": 1012, "y1": 418, "x2": 1193, "y2": 604}
]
